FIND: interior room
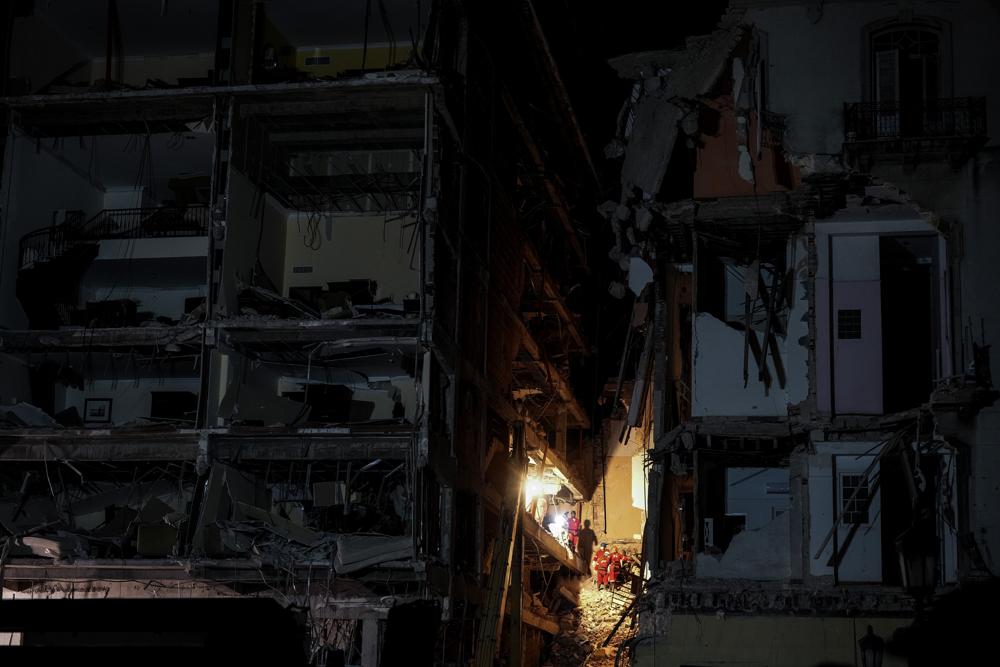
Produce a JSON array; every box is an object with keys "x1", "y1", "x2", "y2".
[
  {"x1": 7, "y1": 0, "x2": 221, "y2": 94},
  {"x1": 0, "y1": 347, "x2": 202, "y2": 429},
  {"x1": 211, "y1": 338, "x2": 420, "y2": 429},
  {"x1": 254, "y1": 0, "x2": 425, "y2": 82},
  {"x1": 1, "y1": 124, "x2": 215, "y2": 330}
]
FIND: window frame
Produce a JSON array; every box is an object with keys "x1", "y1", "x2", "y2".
[{"x1": 861, "y1": 16, "x2": 953, "y2": 105}]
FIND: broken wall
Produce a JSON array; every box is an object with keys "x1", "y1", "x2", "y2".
[
  {"x1": 813, "y1": 213, "x2": 948, "y2": 416},
  {"x1": 218, "y1": 168, "x2": 261, "y2": 316},
  {"x1": 691, "y1": 235, "x2": 809, "y2": 417},
  {"x1": 592, "y1": 419, "x2": 647, "y2": 541},
  {"x1": 808, "y1": 441, "x2": 883, "y2": 582},
  {"x1": 693, "y1": 96, "x2": 799, "y2": 198},
  {"x1": 959, "y1": 151, "x2": 1000, "y2": 574}
]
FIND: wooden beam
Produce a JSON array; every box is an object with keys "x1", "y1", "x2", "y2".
[
  {"x1": 516, "y1": 323, "x2": 589, "y2": 427},
  {"x1": 519, "y1": 605, "x2": 560, "y2": 636},
  {"x1": 522, "y1": 241, "x2": 586, "y2": 352},
  {"x1": 502, "y1": 91, "x2": 588, "y2": 272},
  {"x1": 522, "y1": 512, "x2": 586, "y2": 575}
]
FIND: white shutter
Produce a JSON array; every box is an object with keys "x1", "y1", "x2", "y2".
[
  {"x1": 875, "y1": 49, "x2": 899, "y2": 102},
  {"x1": 874, "y1": 50, "x2": 900, "y2": 137}
]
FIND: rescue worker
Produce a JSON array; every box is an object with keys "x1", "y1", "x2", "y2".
[
  {"x1": 594, "y1": 542, "x2": 609, "y2": 590},
  {"x1": 567, "y1": 511, "x2": 580, "y2": 551},
  {"x1": 608, "y1": 545, "x2": 622, "y2": 592}
]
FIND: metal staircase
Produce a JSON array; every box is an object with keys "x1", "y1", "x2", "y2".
[{"x1": 17, "y1": 204, "x2": 209, "y2": 270}]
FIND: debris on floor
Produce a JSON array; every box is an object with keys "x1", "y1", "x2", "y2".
[{"x1": 545, "y1": 579, "x2": 633, "y2": 666}]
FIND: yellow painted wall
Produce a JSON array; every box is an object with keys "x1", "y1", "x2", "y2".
[
  {"x1": 282, "y1": 213, "x2": 418, "y2": 303},
  {"x1": 633, "y1": 614, "x2": 909, "y2": 667},
  {"x1": 592, "y1": 419, "x2": 648, "y2": 541},
  {"x1": 599, "y1": 455, "x2": 645, "y2": 541}
]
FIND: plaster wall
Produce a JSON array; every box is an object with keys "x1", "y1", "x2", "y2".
[
  {"x1": 56, "y1": 377, "x2": 200, "y2": 426},
  {"x1": 633, "y1": 614, "x2": 910, "y2": 667},
  {"x1": 747, "y1": 1, "x2": 1000, "y2": 156},
  {"x1": 691, "y1": 235, "x2": 809, "y2": 417}
]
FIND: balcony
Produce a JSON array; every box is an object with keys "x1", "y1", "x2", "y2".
[
  {"x1": 15, "y1": 206, "x2": 209, "y2": 330},
  {"x1": 844, "y1": 97, "x2": 988, "y2": 168},
  {"x1": 18, "y1": 205, "x2": 209, "y2": 271}
]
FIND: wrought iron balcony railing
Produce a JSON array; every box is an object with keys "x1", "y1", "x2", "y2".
[
  {"x1": 18, "y1": 205, "x2": 209, "y2": 270},
  {"x1": 844, "y1": 97, "x2": 987, "y2": 142}
]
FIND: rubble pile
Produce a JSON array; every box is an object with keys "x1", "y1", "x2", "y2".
[{"x1": 546, "y1": 581, "x2": 629, "y2": 666}]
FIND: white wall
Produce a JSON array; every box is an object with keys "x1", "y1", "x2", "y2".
[
  {"x1": 0, "y1": 134, "x2": 105, "y2": 329},
  {"x1": 726, "y1": 467, "x2": 791, "y2": 530},
  {"x1": 103, "y1": 188, "x2": 147, "y2": 210},
  {"x1": 57, "y1": 378, "x2": 200, "y2": 426},
  {"x1": 218, "y1": 169, "x2": 259, "y2": 315},
  {"x1": 961, "y1": 150, "x2": 1000, "y2": 573},
  {"x1": 282, "y1": 213, "x2": 419, "y2": 304},
  {"x1": 809, "y1": 442, "x2": 882, "y2": 582},
  {"x1": 814, "y1": 216, "x2": 946, "y2": 415},
  {"x1": 78, "y1": 253, "x2": 207, "y2": 321},
  {"x1": 692, "y1": 235, "x2": 809, "y2": 417},
  {"x1": 748, "y1": 1, "x2": 1000, "y2": 155}
]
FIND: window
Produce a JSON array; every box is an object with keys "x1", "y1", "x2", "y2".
[
  {"x1": 304, "y1": 56, "x2": 331, "y2": 66},
  {"x1": 869, "y1": 25, "x2": 942, "y2": 137},
  {"x1": 837, "y1": 309, "x2": 862, "y2": 339},
  {"x1": 841, "y1": 474, "x2": 870, "y2": 524}
]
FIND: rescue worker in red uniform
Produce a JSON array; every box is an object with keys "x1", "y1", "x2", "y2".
[
  {"x1": 608, "y1": 545, "x2": 623, "y2": 592},
  {"x1": 567, "y1": 511, "x2": 580, "y2": 551},
  {"x1": 594, "y1": 542, "x2": 609, "y2": 590}
]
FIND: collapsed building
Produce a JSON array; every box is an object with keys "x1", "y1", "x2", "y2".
[
  {"x1": 0, "y1": 1, "x2": 610, "y2": 663},
  {"x1": 598, "y1": 2, "x2": 1000, "y2": 665}
]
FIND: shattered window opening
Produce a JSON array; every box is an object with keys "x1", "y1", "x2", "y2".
[{"x1": 841, "y1": 473, "x2": 871, "y2": 525}]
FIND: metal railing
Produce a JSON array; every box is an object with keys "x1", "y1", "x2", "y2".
[
  {"x1": 844, "y1": 97, "x2": 987, "y2": 142},
  {"x1": 18, "y1": 205, "x2": 208, "y2": 270}
]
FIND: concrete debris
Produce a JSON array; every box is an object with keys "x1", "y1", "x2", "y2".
[
  {"x1": 617, "y1": 24, "x2": 746, "y2": 196},
  {"x1": 19, "y1": 532, "x2": 88, "y2": 559},
  {"x1": 627, "y1": 257, "x2": 653, "y2": 296},
  {"x1": 1, "y1": 402, "x2": 61, "y2": 428},
  {"x1": 69, "y1": 480, "x2": 177, "y2": 516},
  {"x1": 313, "y1": 480, "x2": 348, "y2": 507},
  {"x1": 547, "y1": 582, "x2": 630, "y2": 667},
  {"x1": 136, "y1": 524, "x2": 179, "y2": 556},
  {"x1": 334, "y1": 534, "x2": 414, "y2": 574},
  {"x1": 232, "y1": 500, "x2": 322, "y2": 546},
  {"x1": 696, "y1": 512, "x2": 791, "y2": 580}
]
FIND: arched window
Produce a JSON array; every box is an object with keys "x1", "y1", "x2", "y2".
[{"x1": 866, "y1": 21, "x2": 947, "y2": 137}]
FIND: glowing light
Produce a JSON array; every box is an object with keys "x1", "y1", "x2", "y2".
[{"x1": 525, "y1": 478, "x2": 561, "y2": 503}]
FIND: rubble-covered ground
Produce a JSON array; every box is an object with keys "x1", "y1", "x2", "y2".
[{"x1": 546, "y1": 578, "x2": 634, "y2": 666}]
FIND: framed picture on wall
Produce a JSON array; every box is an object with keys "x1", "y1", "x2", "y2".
[{"x1": 84, "y1": 398, "x2": 113, "y2": 424}]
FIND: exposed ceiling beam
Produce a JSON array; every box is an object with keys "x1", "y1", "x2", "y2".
[{"x1": 522, "y1": 241, "x2": 586, "y2": 352}]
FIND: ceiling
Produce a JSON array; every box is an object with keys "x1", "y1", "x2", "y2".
[
  {"x1": 263, "y1": 0, "x2": 424, "y2": 47},
  {"x1": 34, "y1": 0, "x2": 220, "y2": 57}
]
